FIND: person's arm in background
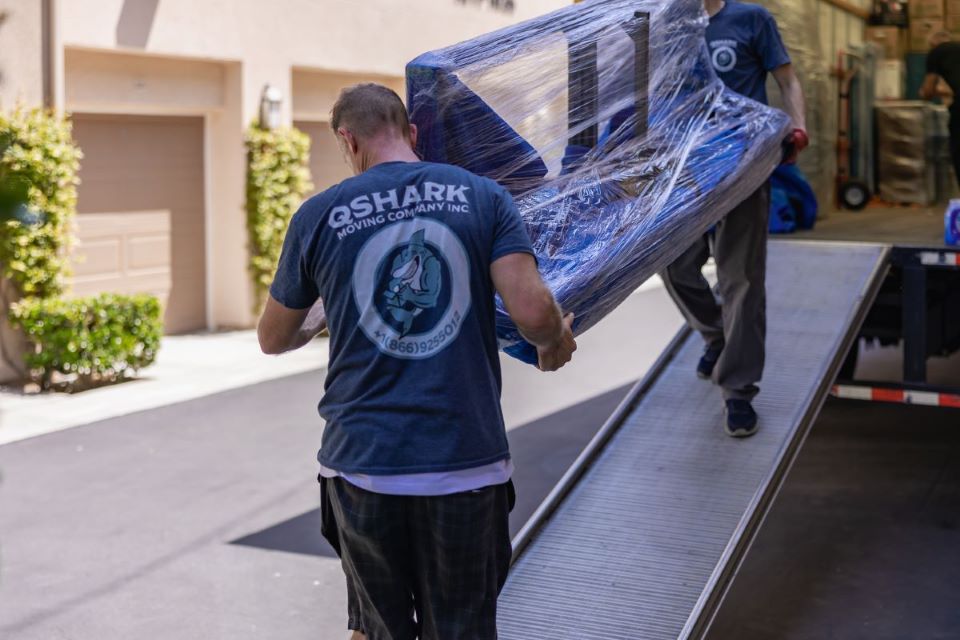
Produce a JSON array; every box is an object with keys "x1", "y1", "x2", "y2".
[
  {"x1": 772, "y1": 63, "x2": 806, "y2": 131},
  {"x1": 920, "y1": 72, "x2": 941, "y2": 100},
  {"x1": 772, "y1": 64, "x2": 808, "y2": 163},
  {"x1": 491, "y1": 253, "x2": 576, "y2": 371},
  {"x1": 921, "y1": 36, "x2": 953, "y2": 99},
  {"x1": 757, "y1": 8, "x2": 808, "y2": 162}
]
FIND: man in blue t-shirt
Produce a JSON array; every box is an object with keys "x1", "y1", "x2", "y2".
[
  {"x1": 660, "y1": 0, "x2": 808, "y2": 437},
  {"x1": 257, "y1": 83, "x2": 576, "y2": 640}
]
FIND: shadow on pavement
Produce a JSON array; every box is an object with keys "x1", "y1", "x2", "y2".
[{"x1": 230, "y1": 382, "x2": 634, "y2": 557}]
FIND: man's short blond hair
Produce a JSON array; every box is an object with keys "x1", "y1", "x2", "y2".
[{"x1": 330, "y1": 83, "x2": 411, "y2": 140}]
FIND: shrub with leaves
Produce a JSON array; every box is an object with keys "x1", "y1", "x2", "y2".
[
  {"x1": 245, "y1": 123, "x2": 312, "y2": 314},
  {"x1": 9, "y1": 293, "x2": 163, "y2": 389},
  {"x1": 0, "y1": 107, "x2": 82, "y2": 298}
]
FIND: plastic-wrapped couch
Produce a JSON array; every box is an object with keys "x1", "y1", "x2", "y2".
[{"x1": 407, "y1": 0, "x2": 792, "y2": 364}]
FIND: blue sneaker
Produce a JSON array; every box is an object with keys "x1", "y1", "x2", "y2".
[
  {"x1": 697, "y1": 341, "x2": 724, "y2": 380},
  {"x1": 724, "y1": 399, "x2": 758, "y2": 438}
]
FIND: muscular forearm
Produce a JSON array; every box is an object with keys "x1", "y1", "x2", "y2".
[
  {"x1": 491, "y1": 252, "x2": 576, "y2": 370},
  {"x1": 781, "y1": 76, "x2": 806, "y2": 131},
  {"x1": 515, "y1": 291, "x2": 565, "y2": 349},
  {"x1": 522, "y1": 302, "x2": 577, "y2": 372}
]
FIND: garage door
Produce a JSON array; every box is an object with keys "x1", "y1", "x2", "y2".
[
  {"x1": 294, "y1": 120, "x2": 353, "y2": 197},
  {"x1": 72, "y1": 114, "x2": 206, "y2": 334}
]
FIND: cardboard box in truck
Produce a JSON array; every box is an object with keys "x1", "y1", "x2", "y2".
[
  {"x1": 876, "y1": 60, "x2": 907, "y2": 100},
  {"x1": 910, "y1": 0, "x2": 945, "y2": 18},
  {"x1": 910, "y1": 19, "x2": 945, "y2": 51},
  {"x1": 866, "y1": 26, "x2": 907, "y2": 59}
]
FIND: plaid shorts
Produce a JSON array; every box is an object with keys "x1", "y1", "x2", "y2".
[{"x1": 320, "y1": 476, "x2": 515, "y2": 640}]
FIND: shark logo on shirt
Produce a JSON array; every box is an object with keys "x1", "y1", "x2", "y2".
[
  {"x1": 353, "y1": 218, "x2": 472, "y2": 360},
  {"x1": 382, "y1": 230, "x2": 443, "y2": 337}
]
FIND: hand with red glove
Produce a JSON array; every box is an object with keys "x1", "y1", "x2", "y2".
[{"x1": 782, "y1": 128, "x2": 809, "y2": 165}]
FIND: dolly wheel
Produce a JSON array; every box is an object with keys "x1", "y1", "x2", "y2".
[{"x1": 839, "y1": 180, "x2": 870, "y2": 211}]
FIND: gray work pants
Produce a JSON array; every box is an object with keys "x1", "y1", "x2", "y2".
[{"x1": 659, "y1": 184, "x2": 769, "y2": 401}]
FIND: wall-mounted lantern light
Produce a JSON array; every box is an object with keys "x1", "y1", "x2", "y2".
[{"x1": 259, "y1": 84, "x2": 283, "y2": 130}]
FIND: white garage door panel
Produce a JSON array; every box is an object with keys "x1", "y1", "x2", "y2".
[{"x1": 70, "y1": 210, "x2": 172, "y2": 305}]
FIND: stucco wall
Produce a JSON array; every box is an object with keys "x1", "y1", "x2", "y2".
[
  {"x1": 0, "y1": 0, "x2": 45, "y2": 107},
  {"x1": 292, "y1": 70, "x2": 405, "y2": 122},
  {"x1": 65, "y1": 48, "x2": 226, "y2": 114},
  {"x1": 56, "y1": 0, "x2": 569, "y2": 128},
  {"x1": 56, "y1": 0, "x2": 568, "y2": 76}
]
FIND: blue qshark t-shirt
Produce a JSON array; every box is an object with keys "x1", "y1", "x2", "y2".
[
  {"x1": 270, "y1": 161, "x2": 534, "y2": 475},
  {"x1": 706, "y1": 1, "x2": 791, "y2": 104}
]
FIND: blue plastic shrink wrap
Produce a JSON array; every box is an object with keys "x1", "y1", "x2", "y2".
[{"x1": 407, "y1": 0, "x2": 792, "y2": 363}]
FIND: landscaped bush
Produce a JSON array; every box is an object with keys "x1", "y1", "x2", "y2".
[
  {"x1": 0, "y1": 107, "x2": 82, "y2": 298},
  {"x1": 1, "y1": 108, "x2": 163, "y2": 390},
  {"x1": 9, "y1": 293, "x2": 163, "y2": 390},
  {"x1": 245, "y1": 123, "x2": 312, "y2": 314}
]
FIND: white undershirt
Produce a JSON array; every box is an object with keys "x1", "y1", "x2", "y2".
[{"x1": 319, "y1": 459, "x2": 513, "y2": 496}]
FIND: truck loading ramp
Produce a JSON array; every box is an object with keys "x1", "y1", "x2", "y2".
[{"x1": 498, "y1": 241, "x2": 890, "y2": 640}]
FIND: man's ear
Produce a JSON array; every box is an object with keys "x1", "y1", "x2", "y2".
[
  {"x1": 338, "y1": 128, "x2": 359, "y2": 155},
  {"x1": 408, "y1": 123, "x2": 418, "y2": 150}
]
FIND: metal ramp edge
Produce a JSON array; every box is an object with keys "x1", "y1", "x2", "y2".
[{"x1": 499, "y1": 241, "x2": 891, "y2": 640}]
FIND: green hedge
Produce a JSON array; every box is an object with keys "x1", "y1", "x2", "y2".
[
  {"x1": 1, "y1": 109, "x2": 164, "y2": 390},
  {"x1": 0, "y1": 107, "x2": 82, "y2": 298},
  {"x1": 9, "y1": 294, "x2": 163, "y2": 389},
  {"x1": 245, "y1": 124, "x2": 312, "y2": 314}
]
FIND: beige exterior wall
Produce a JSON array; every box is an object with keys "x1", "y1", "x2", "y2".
[
  {"x1": 55, "y1": 0, "x2": 567, "y2": 77},
  {"x1": 0, "y1": 0, "x2": 45, "y2": 107},
  {"x1": 292, "y1": 70, "x2": 406, "y2": 122},
  {"x1": 55, "y1": 0, "x2": 569, "y2": 134},
  {"x1": 64, "y1": 48, "x2": 227, "y2": 114}
]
